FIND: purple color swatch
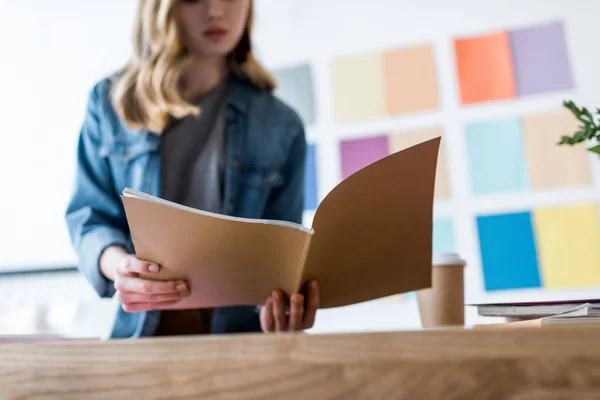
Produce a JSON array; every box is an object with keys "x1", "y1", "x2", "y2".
[
  {"x1": 509, "y1": 21, "x2": 574, "y2": 96},
  {"x1": 340, "y1": 136, "x2": 389, "y2": 180}
]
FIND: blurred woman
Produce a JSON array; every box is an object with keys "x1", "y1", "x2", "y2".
[{"x1": 66, "y1": 0, "x2": 319, "y2": 338}]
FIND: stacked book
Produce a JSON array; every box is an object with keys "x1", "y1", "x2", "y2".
[{"x1": 474, "y1": 301, "x2": 600, "y2": 327}]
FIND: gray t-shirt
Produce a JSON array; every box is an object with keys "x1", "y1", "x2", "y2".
[
  {"x1": 155, "y1": 81, "x2": 228, "y2": 336},
  {"x1": 160, "y1": 81, "x2": 228, "y2": 213}
]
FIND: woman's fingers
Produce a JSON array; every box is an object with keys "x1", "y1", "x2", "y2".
[
  {"x1": 117, "y1": 255, "x2": 161, "y2": 276},
  {"x1": 288, "y1": 294, "x2": 304, "y2": 331},
  {"x1": 303, "y1": 281, "x2": 320, "y2": 329},
  {"x1": 260, "y1": 297, "x2": 275, "y2": 333},
  {"x1": 262, "y1": 285, "x2": 320, "y2": 333},
  {"x1": 114, "y1": 276, "x2": 189, "y2": 296},
  {"x1": 121, "y1": 301, "x2": 179, "y2": 314},
  {"x1": 116, "y1": 291, "x2": 185, "y2": 305},
  {"x1": 272, "y1": 290, "x2": 288, "y2": 331}
]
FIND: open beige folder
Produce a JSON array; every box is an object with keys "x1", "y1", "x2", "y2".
[{"x1": 121, "y1": 137, "x2": 440, "y2": 309}]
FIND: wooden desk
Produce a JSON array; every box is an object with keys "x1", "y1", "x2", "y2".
[{"x1": 1, "y1": 326, "x2": 600, "y2": 399}]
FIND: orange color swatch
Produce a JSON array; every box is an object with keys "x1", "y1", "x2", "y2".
[
  {"x1": 454, "y1": 31, "x2": 517, "y2": 105},
  {"x1": 383, "y1": 45, "x2": 439, "y2": 115}
]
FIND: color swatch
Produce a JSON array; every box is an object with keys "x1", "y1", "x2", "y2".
[
  {"x1": 325, "y1": 19, "x2": 590, "y2": 299},
  {"x1": 510, "y1": 21, "x2": 574, "y2": 96},
  {"x1": 339, "y1": 136, "x2": 389, "y2": 180},
  {"x1": 477, "y1": 212, "x2": 542, "y2": 291},
  {"x1": 389, "y1": 127, "x2": 451, "y2": 199},
  {"x1": 332, "y1": 53, "x2": 385, "y2": 123},
  {"x1": 454, "y1": 32, "x2": 517, "y2": 105},
  {"x1": 304, "y1": 144, "x2": 318, "y2": 211},
  {"x1": 465, "y1": 109, "x2": 592, "y2": 195},
  {"x1": 273, "y1": 64, "x2": 316, "y2": 126},
  {"x1": 522, "y1": 110, "x2": 591, "y2": 189},
  {"x1": 340, "y1": 129, "x2": 452, "y2": 200},
  {"x1": 433, "y1": 218, "x2": 456, "y2": 254},
  {"x1": 533, "y1": 204, "x2": 600, "y2": 289},
  {"x1": 478, "y1": 204, "x2": 600, "y2": 292},
  {"x1": 465, "y1": 117, "x2": 530, "y2": 195},
  {"x1": 383, "y1": 46, "x2": 439, "y2": 116},
  {"x1": 332, "y1": 44, "x2": 439, "y2": 123},
  {"x1": 455, "y1": 20, "x2": 574, "y2": 105}
]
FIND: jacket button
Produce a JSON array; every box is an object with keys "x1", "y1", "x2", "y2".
[
  {"x1": 228, "y1": 204, "x2": 235, "y2": 212},
  {"x1": 232, "y1": 161, "x2": 240, "y2": 168}
]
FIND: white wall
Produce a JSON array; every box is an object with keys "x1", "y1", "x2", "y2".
[
  {"x1": 0, "y1": 0, "x2": 137, "y2": 337},
  {"x1": 0, "y1": 0, "x2": 136, "y2": 270},
  {"x1": 1, "y1": 0, "x2": 599, "y2": 336}
]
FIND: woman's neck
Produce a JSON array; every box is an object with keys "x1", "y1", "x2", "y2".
[{"x1": 182, "y1": 55, "x2": 228, "y2": 101}]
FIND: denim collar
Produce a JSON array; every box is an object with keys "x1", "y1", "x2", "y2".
[
  {"x1": 224, "y1": 75, "x2": 252, "y2": 115},
  {"x1": 142, "y1": 75, "x2": 255, "y2": 138}
]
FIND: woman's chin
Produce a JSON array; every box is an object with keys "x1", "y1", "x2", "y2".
[{"x1": 192, "y1": 40, "x2": 237, "y2": 59}]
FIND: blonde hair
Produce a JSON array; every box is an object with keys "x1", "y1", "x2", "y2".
[{"x1": 111, "y1": 0, "x2": 275, "y2": 133}]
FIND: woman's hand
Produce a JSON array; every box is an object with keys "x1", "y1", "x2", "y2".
[
  {"x1": 259, "y1": 281, "x2": 320, "y2": 332},
  {"x1": 100, "y1": 246, "x2": 190, "y2": 313}
]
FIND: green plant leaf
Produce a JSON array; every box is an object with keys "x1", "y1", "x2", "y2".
[
  {"x1": 560, "y1": 100, "x2": 600, "y2": 146},
  {"x1": 588, "y1": 144, "x2": 600, "y2": 154},
  {"x1": 558, "y1": 136, "x2": 569, "y2": 145}
]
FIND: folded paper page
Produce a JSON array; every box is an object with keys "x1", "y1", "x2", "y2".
[
  {"x1": 389, "y1": 127, "x2": 450, "y2": 199},
  {"x1": 122, "y1": 137, "x2": 440, "y2": 310},
  {"x1": 302, "y1": 137, "x2": 440, "y2": 308},
  {"x1": 122, "y1": 191, "x2": 313, "y2": 309}
]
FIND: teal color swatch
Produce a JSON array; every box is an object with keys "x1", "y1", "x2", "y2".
[
  {"x1": 465, "y1": 118, "x2": 530, "y2": 195},
  {"x1": 433, "y1": 218, "x2": 455, "y2": 253}
]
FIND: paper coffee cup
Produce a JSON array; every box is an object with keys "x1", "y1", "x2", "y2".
[{"x1": 417, "y1": 253, "x2": 466, "y2": 328}]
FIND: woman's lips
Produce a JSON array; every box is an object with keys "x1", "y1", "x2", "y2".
[{"x1": 203, "y1": 27, "x2": 228, "y2": 40}]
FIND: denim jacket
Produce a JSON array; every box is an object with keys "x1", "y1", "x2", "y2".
[{"x1": 65, "y1": 75, "x2": 306, "y2": 339}]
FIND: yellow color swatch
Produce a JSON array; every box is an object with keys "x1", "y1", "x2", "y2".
[
  {"x1": 389, "y1": 127, "x2": 451, "y2": 199},
  {"x1": 383, "y1": 45, "x2": 439, "y2": 115},
  {"x1": 522, "y1": 110, "x2": 592, "y2": 189},
  {"x1": 533, "y1": 204, "x2": 600, "y2": 289},
  {"x1": 332, "y1": 53, "x2": 385, "y2": 123}
]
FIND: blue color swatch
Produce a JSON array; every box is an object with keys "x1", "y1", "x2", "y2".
[
  {"x1": 477, "y1": 212, "x2": 541, "y2": 291},
  {"x1": 433, "y1": 218, "x2": 455, "y2": 253},
  {"x1": 304, "y1": 144, "x2": 318, "y2": 210},
  {"x1": 465, "y1": 118, "x2": 530, "y2": 195}
]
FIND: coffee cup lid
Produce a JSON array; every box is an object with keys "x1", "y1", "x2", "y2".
[{"x1": 432, "y1": 253, "x2": 466, "y2": 267}]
